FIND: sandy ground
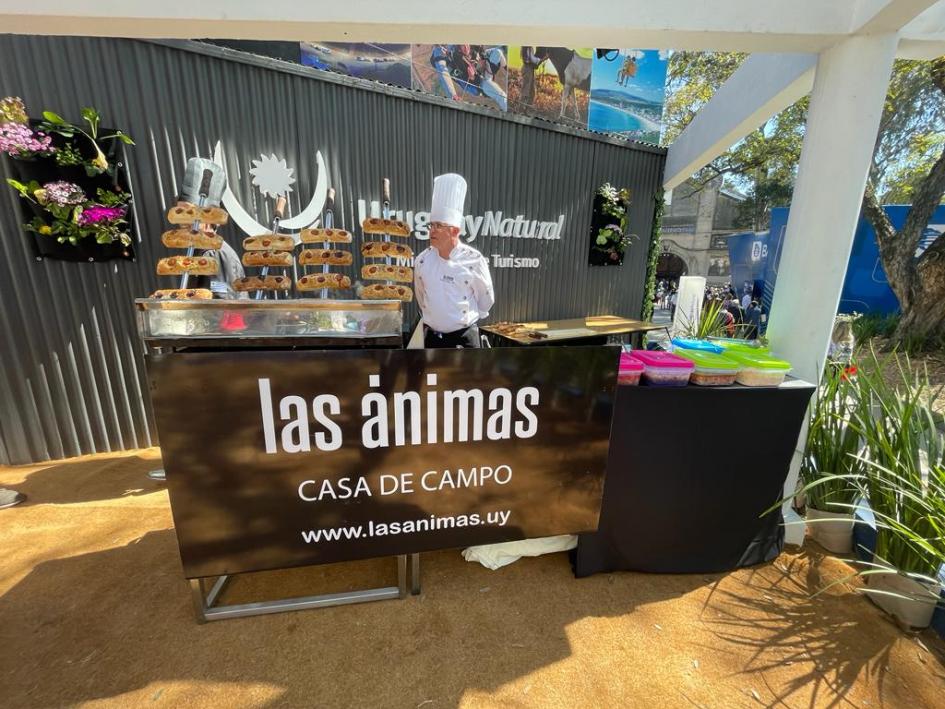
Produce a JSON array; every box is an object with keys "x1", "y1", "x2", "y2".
[{"x1": 2, "y1": 449, "x2": 944, "y2": 708}]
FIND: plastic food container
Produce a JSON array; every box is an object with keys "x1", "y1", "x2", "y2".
[
  {"x1": 672, "y1": 349, "x2": 741, "y2": 386},
  {"x1": 723, "y1": 350, "x2": 792, "y2": 387},
  {"x1": 617, "y1": 352, "x2": 644, "y2": 386},
  {"x1": 629, "y1": 350, "x2": 694, "y2": 386},
  {"x1": 708, "y1": 337, "x2": 771, "y2": 355},
  {"x1": 672, "y1": 337, "x2": 724, "y2": 354}
]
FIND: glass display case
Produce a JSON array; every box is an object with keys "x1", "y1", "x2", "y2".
[{"x1": 135, "y1": 299, "x2": 403, "y2": 348}]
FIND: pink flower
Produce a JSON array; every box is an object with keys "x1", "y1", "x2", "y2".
[
  {"x1": 43, "y1": 181, "x2": 85, "y2": 207},
  {"x1": 0, "y1": 121, "x2": 55, "y2": 157},
  {"x1": 78, "y1": 205, "x2": 125, "y2": 225}
]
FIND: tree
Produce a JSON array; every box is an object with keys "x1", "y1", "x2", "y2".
[
  {"x1": 861, "y1": 57, "x2": 945, "y2": 344},
  {"x1": 666, "y1": 52, "x2": 945, "y2": 344},
  {"x1": 734, "y1": 176, "x2": 795, "y2": 231},
  {"x1": 664, "y1": 52, "x2": 805, "y2": 230}
]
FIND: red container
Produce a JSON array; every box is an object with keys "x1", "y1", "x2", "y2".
[
  {"x1": 628, "y1": 350, "x2": 694, "y2": 386},
  {"x1": 617, "y1": 352, "x2": 643, "y2": 386}
]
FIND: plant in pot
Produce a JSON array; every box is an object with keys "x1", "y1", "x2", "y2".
[
  {"x1": 588, "y1": 183, "x2": 633, "y2": 265},
  {"x1": 799, "y1": 362, "x2": 863, "y2": 554},
  {"x1": 1, "y1": 96, "x2": 135, "y2": 261},
  {"x1": 847, "y1": 350, "x2": 945, "y2": 628},
  {"x1": 678, "y1": 299, "x2": 753, "y2": 340}
]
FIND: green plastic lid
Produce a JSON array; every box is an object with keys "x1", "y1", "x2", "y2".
[
  {"x1": 673, "y1": 348, "x2": 741, "y2": 371},
  {"x1": 722, "y1": 350, "x2": 792, "y2": 371},
  {"x1": 709, "y1": 337, "x2": 771, "y2": 354}
]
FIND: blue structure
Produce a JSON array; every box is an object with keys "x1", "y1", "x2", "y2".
[{"x1": 729, "y1": 205, "x2": 945, "y2": 321}]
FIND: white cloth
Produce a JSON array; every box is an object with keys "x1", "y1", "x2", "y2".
[
  {"x1": 414, "y1": 243, "x2": 494, "y2": 333},
  {"x1": 462, "y1": 535, "x2": 577, "y2": 570},
  {"x1": 430, "y1": 173, "x2": 467, "y2": 228},
  {"x1": 741, "y1": 293, "x2": 751, "y2": 310}
]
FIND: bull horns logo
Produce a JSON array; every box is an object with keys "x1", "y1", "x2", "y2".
[{"x1": 212, "y1": 140, "x2": 329, "y2": 239}]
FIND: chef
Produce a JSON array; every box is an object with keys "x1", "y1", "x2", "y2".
[{"x1": 414, "y1": 173, "x2": 494, "y2": 348}]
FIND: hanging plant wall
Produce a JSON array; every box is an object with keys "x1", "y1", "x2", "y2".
[
  {"x1": 588, "y1": 183, "x2": 634, "y2": 266},
  {"x1": 1, "y1": 96, "x2": 136, "y2": 262}
]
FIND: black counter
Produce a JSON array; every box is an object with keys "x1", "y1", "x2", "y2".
[{"x1": 573, "y1": 380, "x2": 814, "y2": 576}]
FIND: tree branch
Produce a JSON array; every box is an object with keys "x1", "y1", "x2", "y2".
[
  {"x1": 863, "y1": 181, "x2": 914, "y2": 309},
  {"x1": 899, "y1": 128, "x2": 945, "y2": 251}
]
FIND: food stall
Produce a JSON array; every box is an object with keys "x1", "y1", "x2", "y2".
[
  {"x1": 136, "y1": 163, "x2": 622, "y2": 622},
  {"x1": 0, "y1": 38, "x2": 813, "y2": 626}
]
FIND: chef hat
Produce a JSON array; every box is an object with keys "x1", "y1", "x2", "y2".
[{"x1": 430, "y1": 173, "x2": 467, "y2": 228}]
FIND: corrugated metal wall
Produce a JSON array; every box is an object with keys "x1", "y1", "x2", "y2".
[{"x1": 0, "y1": 36, "x2": 665, "y2": 465}]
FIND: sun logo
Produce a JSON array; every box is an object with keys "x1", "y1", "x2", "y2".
[
  {"x1": 250, "y1": 153, "x2": 296, "y2": 198},
  {"x1": 214, "y1": 141, "x2": 329, "y2": 238}
]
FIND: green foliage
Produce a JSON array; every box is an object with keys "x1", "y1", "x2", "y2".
[
  {"x1": 801, "y1": 364, "x2": 863, "y2": 511},
  {"x1": 38, "y1": 105, "x2": 135, "y2": 177},
  {"x1": 678, "y1": 299, "x2": 751, "y2": 339},
  {"x1": 770, "y1": 348, "x2": 945, "y2": 600},
  {"x1": 851, "y1": 312, "x2": 945, "y2": 354},
  {"x1": 641, "y1": 191, "x2": 665, "y2": 321},
  {"x1": 5, "y1": 178, "x2": 131, "y2": 246},
  {"x1": 592, "y1": 183, "x2": 633, "y2": 260},
  {"x1": 872, "y1": 59, "x2": 945, "y2": 202},
  {"x1": 734, "y1": 176, "x2": 794, "y2": 231},
  {"x1": 881, "y1": 131, "x2": 945, "y2": 204},
  {"x1": 666, "y1": 54, "x2": 943, "y2": 208},
  {"x1": 850, "y1": 348, "x2": 945, "y2": 578},
  {"x1": 5, "y1": 178, "x2": 41, "y2": 202},
  {"x1": 851, "y1": 312, "x2": 901, "y2": 342},
  {"x1": 663, "y1": 52, "x2": 745, "y2": 146},
  {"x1": 664, "y1": 52, "x2": 805, "y2": 227}
]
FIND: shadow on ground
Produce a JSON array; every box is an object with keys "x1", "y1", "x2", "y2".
[
  {"x1": 2, "y1": 451, "x2": 944, "y2": 708},
  {"x1": 9, "y1": 452, "x2": 163, "y2": 505}
]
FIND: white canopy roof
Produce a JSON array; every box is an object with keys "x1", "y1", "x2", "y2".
[{"x1": 1, "y1": 0, "x2": 943, "y2": 57}]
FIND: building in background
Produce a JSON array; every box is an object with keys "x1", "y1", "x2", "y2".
[{"x1": 658, "y1": 177, "x2": 746, "y2": 285}]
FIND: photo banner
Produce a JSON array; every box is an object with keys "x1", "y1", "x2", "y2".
[
  {"x1": 589, "y1": 49, "x2": 668, "y2": 144},
  {"x1": 508, "y1": 46, "x2": 593, "y2": 128},
  {"x1": 411, "y1": 44, "x2": 509, "y2": 111},
  {"x1": 300, "y1": 42, "x2": 412, "y2": 88},
  {"x1": 150, "y1": 346, "x2": 618, "y2": 578}
]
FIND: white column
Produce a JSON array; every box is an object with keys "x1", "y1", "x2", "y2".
[{"x1": 766, "y1": 33, "x2": 898, "y2": 543}]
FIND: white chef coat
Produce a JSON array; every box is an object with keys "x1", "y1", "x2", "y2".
[{"x1": 414, "y1": 243, "x2": 495, "y2": 333}]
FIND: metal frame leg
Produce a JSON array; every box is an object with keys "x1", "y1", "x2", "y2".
[
  {"x1": 409, "y1": 553, "x2": 421, "y2": 595},
  {"x1": 188, "y1": 556, "x2": 409, "y2": 623}
]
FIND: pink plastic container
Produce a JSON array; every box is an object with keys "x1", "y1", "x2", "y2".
[
  {"x1": 617, "y1": 352, "x2": 643, "y2": 386},
  {"x1": 628, "y1": 350, "x2": 694, "y2": 386}
]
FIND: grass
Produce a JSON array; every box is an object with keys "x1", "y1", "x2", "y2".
[
  {"x1": 850, "y1": 312, "x2": 900, "y2": 342},
  {"x1": 850, "y1": 311, "x2": 945, "y2": 355}
]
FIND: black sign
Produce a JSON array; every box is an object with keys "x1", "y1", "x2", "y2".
[
  {"x1": 710, "y1": 235, "x2": 731, "y2": 250},
  {"x1": 149, "y1": 346, "x2": 618, "y2": 578}
]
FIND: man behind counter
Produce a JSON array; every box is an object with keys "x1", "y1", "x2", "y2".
[{"x1": 414, "y1": 173, "x2": 495, "y2": 348}]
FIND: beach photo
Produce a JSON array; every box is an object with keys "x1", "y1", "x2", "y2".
[
  {"x1": 588, "y1": 49, "x2": 668, "y2": 144},
  {"x1": 508, "y1": 46, "x2": 593, "y2": 128},
  {"x1": 300, "y1": 42, "x2": 412, "y2": 88},
  {"x1": 411, "y1": 44, "x2": 509, "y2": 111}
]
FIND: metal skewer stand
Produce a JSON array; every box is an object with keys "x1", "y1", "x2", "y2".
[
  {"x1": 382, "y1": 178, "x2": 392, "y2": 271},
  {"x1": 256, "y1": 196, "x2": 286, "y2": 301},
  {"x1": 178, "y1": 168, "x2": 215, "y2": 290},
  {"x1": 319, "y1": 188, "x2": 335, "y2": 300}
]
